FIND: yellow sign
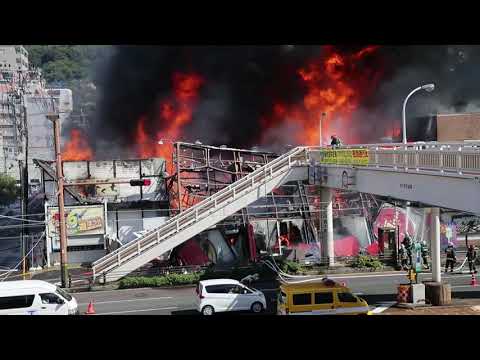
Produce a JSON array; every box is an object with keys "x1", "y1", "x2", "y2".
[
  {"x1": 318, "y1": 148, "x2": 369, "y2": 166},
  {"x1": 351, "y1": 149, "x2": 369, "y2": 166},
  {"x1": 48, "y1": 205, "x2": 105, "y2": 237}
]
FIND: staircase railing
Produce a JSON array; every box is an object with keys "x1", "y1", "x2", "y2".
[{"x1": 92, "y1": 146, "x2": 308, "y2": 280}]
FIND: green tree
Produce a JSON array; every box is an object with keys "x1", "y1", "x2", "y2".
[
  {"x1": 24, "y1": 45, "x2": 114, "y2": 119},
  {"x1": 0, "y1": 174, "x2": 19, "y2": 206}
]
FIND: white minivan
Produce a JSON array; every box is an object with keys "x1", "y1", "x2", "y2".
[
  {"x1": 0, "y1": 280, "x2": 79, "y2": 315},
  {"x1": 196, "y1": 279, "x2": 267, "y2": 315}
]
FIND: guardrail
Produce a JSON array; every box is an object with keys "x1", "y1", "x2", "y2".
[
  {"x1": 92, "y1": 146, "x2": 308, "y2": 280},
  {"x1": 308, "y1": 142, "x2": 480, "y2": 176}
]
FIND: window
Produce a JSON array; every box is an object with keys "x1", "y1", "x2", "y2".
[
  {"x1": 315, "y1": 292, "x2": 334, "y2": 304},
  {"x1": 228, "y1": 285, "x2": 244, "y2": 294},
  {"x1": 56, "y1": 287, "x2": 72, "y2": 301},
  {"x1": 0, "y1": 295, "x2": 35, "y2": 310},
  {"x1": 205, "y1": 285, "x2": 236, "y2": 294},
  {"x1": 40, "y1": 293, "x2": 62, "y2": 304},
  {"x1": 228, "y1": 285, "x2": 252, "y2": 294},
  {"x1": 337, "y1": 292, "x2": 358, "y2": 303},
  {"x1": 293, "y1": 293, "x2": 312, "y2": 306}
]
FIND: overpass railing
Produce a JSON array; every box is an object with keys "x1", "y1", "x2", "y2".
[{"x1": 308, "y1": 141, "x2": 480, "y2": 176}]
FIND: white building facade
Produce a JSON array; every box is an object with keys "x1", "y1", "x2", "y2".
[
  {"x1": 0, "y1": 45, "x2": 73, "y2": 186},
  {"x1": 25, "y1": 87, "x2": 73, "y2": 187}
]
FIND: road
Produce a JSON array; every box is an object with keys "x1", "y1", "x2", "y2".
[{"x1": 73, "y1": 271, "x2": 480, "y2": 315}]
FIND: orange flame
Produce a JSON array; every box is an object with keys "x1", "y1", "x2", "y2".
[
  {"x1": 134, "y1": 71, "x2": 204, "y2": 174},
  {"x1": 62, "y1": 129, "x2": 93, "y2": 161},
  {"x1": 134, "y1": 72, "x2": 204, "y2": 211},
  {"x1": 262, "y1": 45, "x2": 382, "y2": 145}
]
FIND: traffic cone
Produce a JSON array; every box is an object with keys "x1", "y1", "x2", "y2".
[
  {"x1": 85, "y1": 301, "x2": 96, "y2": 315},
  {"x1": 471, "y1": 274, "x2": 477, "y2": 287}
]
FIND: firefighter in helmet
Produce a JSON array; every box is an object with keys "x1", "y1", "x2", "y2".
[{"x1": 330, "y1": 135, "x2": 342, "y2": 147}]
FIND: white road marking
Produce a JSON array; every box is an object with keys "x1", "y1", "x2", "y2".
[
  {"x1": 369, "y1": 302, "x2": 396, "y2": 314},
  {"x1": 78, "y1": 297, "x2": 172, "y2": 306},
  {"x1": 97, "y1": 306, "x2": 178, "y2": 315}
]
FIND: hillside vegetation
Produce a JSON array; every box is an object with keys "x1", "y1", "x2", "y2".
[{"x1": 25, "y1": 45, "x2": 113, "y2": 114}]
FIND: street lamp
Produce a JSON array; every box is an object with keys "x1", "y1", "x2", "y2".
[
  {"x1": 320, "y1": 112, "x2": 326, "y2": 147},
  {"x1": 402, "y1": 84, "x2": 435, "y2": 144}
]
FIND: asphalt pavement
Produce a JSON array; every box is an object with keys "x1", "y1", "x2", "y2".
[{"x1": 72, "y1": 271, "x2": 480, "y2": 315}]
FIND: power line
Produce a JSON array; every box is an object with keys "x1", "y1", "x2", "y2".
[
  {"x1": 0, "y1": 212, "x2": 46, "y2": 217},
  {"x1": 0, "y1": 224, "x2": 45, "y2": 230},
  {"x1": 0, "y1": 214, "x2": 45, "y2": 223}
]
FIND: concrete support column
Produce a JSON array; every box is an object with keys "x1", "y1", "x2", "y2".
[
  {"x1": 321, "y1": 187, "x2": 334, "y2": 267},
  {"x1": 430, "y1": 207, "x2": 441, "y2": 283}
]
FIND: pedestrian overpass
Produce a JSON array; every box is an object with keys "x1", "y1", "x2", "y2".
[{"x1": 91, "y1": 142, "x2": 480, "y2": 283}]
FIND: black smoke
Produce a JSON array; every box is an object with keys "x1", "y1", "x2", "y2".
[{"x1": 92, "y1": 45, "x2": 480, "y2": 154}]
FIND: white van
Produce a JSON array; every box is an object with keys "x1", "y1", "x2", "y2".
[
  {"x1": 195, "y1": 279, "x2": 267, "y2": 315},
  {"x1": 0, "y1": 280, "x2": 79, "y2": 315}
]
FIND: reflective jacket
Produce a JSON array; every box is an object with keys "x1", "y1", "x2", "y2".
[{"x1": 445, "y1": 247, "x2": 456, "y2": 260}]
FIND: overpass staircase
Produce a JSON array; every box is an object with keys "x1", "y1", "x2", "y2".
[{"x1": 92, "y1": 147, "x2": 308, "y2": 283}]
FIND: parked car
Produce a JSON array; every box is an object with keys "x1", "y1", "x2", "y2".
[
  {"x1": 0, "y1": 280, "x2": 79, "y2": 315},
  {"x1": 196, "y1": 279, "x2": 266, "y2": 315}
]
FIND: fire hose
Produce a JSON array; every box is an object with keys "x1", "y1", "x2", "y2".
[
  {"x1": 453, "y1": 257, "x2": 468, "y2": 272},
  {"x1": 261, "y1": 258, "x2": 328, "y2": 284}
]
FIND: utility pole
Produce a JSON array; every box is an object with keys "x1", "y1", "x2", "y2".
[
  {"x1": 320, "y1": 112, "x2": 326, "y2": 147},
  {"x1": 47, "y1": 113, "x2": 69, "y2": 288},
  {"x1": 22, "y1": 103, "x2": 29, "y2": 274},
  {"x1": 19, "y1": 160, "x2": 26, "y2": 280}
]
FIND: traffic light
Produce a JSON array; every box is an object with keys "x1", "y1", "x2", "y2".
[{"x1": 129, "y1": 179, "x2": 152, "y2": 187}]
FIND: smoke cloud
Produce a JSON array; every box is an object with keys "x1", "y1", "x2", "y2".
[{"x1": 92, "y1": 45, "x2": 480, "y2": 153}]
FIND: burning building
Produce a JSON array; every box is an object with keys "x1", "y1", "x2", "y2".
[
  {"x1": 35, "y1": 45, "x2": 480, "y2": 269},
  {"x1": 34, "y1": 139, "x2": 386, "y2": 268},
  {"x1": 157, "y1": 142, "x2": 380, "y2": 266}
]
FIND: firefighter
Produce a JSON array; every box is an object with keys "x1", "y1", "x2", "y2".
[
  {"x1": 402, "y1": 234, "x2": 412, "y2": 266},
  {"x1": 421, "y1": 240, "x2": 429, "y2": 270},
  {"x1": 330, "y1": 135, "x2": 342, "y2": 147},
  {"x1": 445, "y1": 242, "x2": 456, "y2": 273},
  {"x1": 467, "y1": 244, "x2": 477, "y2": 274}
]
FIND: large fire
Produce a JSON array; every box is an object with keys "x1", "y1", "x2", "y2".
[
  {"x1": 62, "y1": 128, "x2": 93, "y2": 161},
  {"x1": 134, "y1": 72, "x2": 204, "y2": 174},
  {"x1": 134, "y1": 72, "x2": 204, "y2": 211},
  {"x1": 261, "y1": 45, "x2": 383, "y2": 145}
]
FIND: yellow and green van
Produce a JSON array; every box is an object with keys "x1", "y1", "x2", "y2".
[{"x1": 277, "y1": 278, "x2": 370, "y2": 315}]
